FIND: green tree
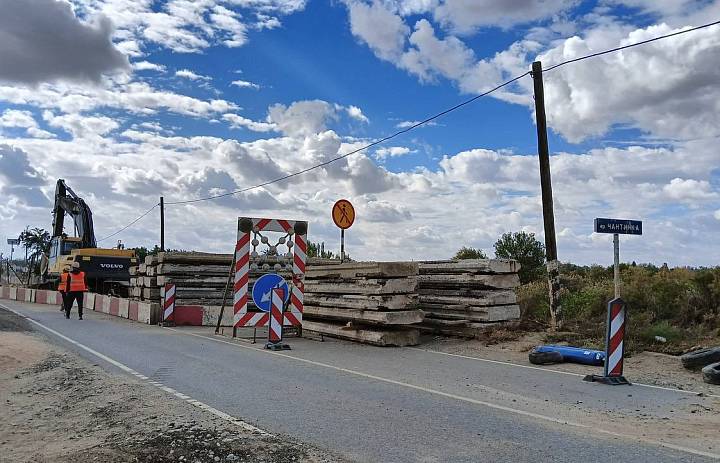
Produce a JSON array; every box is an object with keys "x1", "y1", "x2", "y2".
[
  {"x1": 453, "y1": 246, "x2": 487, "y2": 260},
  {"x1": 493, "y1": 231, "x2": 545, "y2": 284},
  {"x1": 307, "y1": 241, "x2": 338, "y2": 259},
  {"x1": 19, "y1": 227, "x2": 51, "y2": 282},
  {"x1": 19, "y1": 227, "x2": 51, "y2": 260}
]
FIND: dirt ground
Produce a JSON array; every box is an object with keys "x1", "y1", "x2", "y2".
[
  {"x1": 420, "y1": 330, "x2": 720, "y2": 396},
  {"x1": 0, "y1": 311, "x2": 347, "y2": 463}
]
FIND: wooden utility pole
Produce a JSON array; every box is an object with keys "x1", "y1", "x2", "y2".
[
  {"x1": 531, "y1": 61, "x2": 562, "y2": 329},
  {"x1": 159, "y1": 196, "x2": 165, "y2": 252}
]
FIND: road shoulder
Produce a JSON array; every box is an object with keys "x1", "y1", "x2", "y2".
[{"x1": 0, "y1": 307, "x2": 347, "y2": 463}]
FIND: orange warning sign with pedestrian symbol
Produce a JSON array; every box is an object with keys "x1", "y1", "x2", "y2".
[{"x1": 332, "y1": 199, "x2": 355, "y2": 229}]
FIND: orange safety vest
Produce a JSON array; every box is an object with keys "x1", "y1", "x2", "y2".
[
  {"x1": 69, "y1": 271, "x2": 88, "y2": 292},
  {"x1": 57, "y1": 273, "x2": 69, "y2": 292}
]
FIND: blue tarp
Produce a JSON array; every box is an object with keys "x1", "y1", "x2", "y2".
[{"x1": 535, "y1": 345, "x2": 605, "y2": 366}]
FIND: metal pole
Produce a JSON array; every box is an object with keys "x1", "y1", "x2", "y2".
[
  {"x1": 613, "y1": 233, "x2": 620, "y2": 298},
  {"x1": 160, "y1": 196, "x2": 165, "y2": 252},
  {"x1": 531, "y1": 60, "x2": 561, "y2": 330},
  {"x1": 340, "y1": 229, "x2": 345, "y2": 263}
]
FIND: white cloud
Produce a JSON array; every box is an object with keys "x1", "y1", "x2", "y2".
[
  {"x1": 345, "y1": 105, "x2": 370, "y2": 123},
  {"x1": 0, "y1": 0, "x2": 129, "y2": 84},
  {"x1": 222, "y1": 113, "x2": 277, "y2": 132},
  {"x1": 400, "y1": 19, "x2": 475, "y2": 82},
  {"x1": 374, "y1": 146, "x2": 413, "y2": 159},
  {"x1": 537, "y1": 23, "x2": 720, "y2": 142},
  {"x1": 175, "y1": 69, "x2": 212, "y2": 81},
  {"x1": 395, "y1": 120, "x2": 437, "y2": 128},
  {"x1": 663, "y1": 178, "x2": 718, "y2": 201},
  {"x1": 0, "y1": 110, "x2": 55, "y2": 139},
  {"x1": 434, "y1": 0, "x2": 576, "y2": 33},
  {"x1": 75, "y1": 0, "x2": 308, "y2": 54},
  {"x1": 44, "y1": 112, "x2": 120, "y2": 139},
  {"x1": 347, "y1": 1, "x2": 409, "y2": 61},
  {"x1": 133, "y1": 61, "x2": 167, "y2": 72},
  {"x1": 268, "y1": 100, "x2": 336, "y2": 136},
  {"x1": 0, "y1": 80, "x2": 238, "y2": 118},
  {"x1": 230, "y1": 79, "x2": 260, "y2": 89},
  {"x1": 714, "y1": 210, "x2": 720, "y2": 221},
  {"x1": 0, "y1": 144, "x2": 49, "y2": 207}
]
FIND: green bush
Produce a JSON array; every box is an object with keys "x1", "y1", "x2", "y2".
[{"x1": 518, "y1": 263, "x2": 720, "y2": 351}]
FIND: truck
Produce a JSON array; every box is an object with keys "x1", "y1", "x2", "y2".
[{"x1": 42, "y1": 179, "x2": 138, "y2": 295}]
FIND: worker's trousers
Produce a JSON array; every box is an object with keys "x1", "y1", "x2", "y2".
[{"x1": 65, "y1": 291, "x2": 84, "y2": 318}]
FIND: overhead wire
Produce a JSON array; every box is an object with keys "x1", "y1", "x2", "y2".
[
  {"x1": 164, "y1": 71, "x2": 530, "y2": 205},
  {"x1": 544, "y1": 19, "x2": 720, "y2": 72},
  {"x1": 98, "y1": 18, "x2": 720, "y2": 238},
  {"x1": 96, "y1": 203, "x2": 159, "y2": 243}
]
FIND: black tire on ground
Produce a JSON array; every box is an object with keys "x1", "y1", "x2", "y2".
[
  {"x1": 529, "y1": 349, "x2": 564, "y2": 365},
  {"x1": 680, "y1": 347, "x2": 720, "y2": 369},
  {"x1": 702, "y1": 362, "x2": 720, "y2": 385}
]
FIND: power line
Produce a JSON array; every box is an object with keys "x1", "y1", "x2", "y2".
[
  {"x1": 544, "y1": 19, "x2": 720, "y2": 72},
  {"x1": 96, "y1": 203, "x2": 159, "y2": 243},
  {"x1": 164, "y1": 72, "x2": 530, "y2": 205},
  {"x1": 100, "y1": 18, "x2": 720, "y2": 237}
]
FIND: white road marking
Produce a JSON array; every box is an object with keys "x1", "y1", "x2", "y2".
[
  {"x1": 408, "y1": 347, "x2": 720, "y2": 398},
  {"x1": 168, "y1": 328, "x2": 720, "y2": 461},
  {"x1": 1, "y1": 304, "x2": 270, "y2": 437}
]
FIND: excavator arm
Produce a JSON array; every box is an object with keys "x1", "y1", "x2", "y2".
[{"x1": 52, "y1": 179, "x2": 97, "y2": 248}]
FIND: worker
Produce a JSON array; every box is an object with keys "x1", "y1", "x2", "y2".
[
  {"x1": 65, "y1": 262, "x2": 88, "y2": 320},
  {"x1": 57, "y1": 265, "x2": 71, "y2": 313}
]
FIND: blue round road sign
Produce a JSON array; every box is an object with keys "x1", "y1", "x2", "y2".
[{"x1": 252, "y1": 273, "x2": 290, "y2": 312}]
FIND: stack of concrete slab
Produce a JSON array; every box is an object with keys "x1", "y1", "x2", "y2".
[
  {"x1": 134, "y1": 252, "x2": 234, "y2": 306},
  {"x1": 302, "y1": 262, "x2": 424, "y2": 346},
  {"x1": 417, "y1": 260, "x2": 521, "y2": 337}
]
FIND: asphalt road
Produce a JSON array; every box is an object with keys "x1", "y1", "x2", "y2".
[{"x1": 3, "y1": 300, "x2": 718, "y2": 463}]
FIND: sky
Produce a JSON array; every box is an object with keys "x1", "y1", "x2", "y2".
[{"x1": 0, "y1": 0, "x2": 719, "y2": 266}]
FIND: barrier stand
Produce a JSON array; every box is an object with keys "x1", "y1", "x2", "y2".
[
  {"x1": 584, "y1": 297, "x2": 631, "y2": 385},
  {"x1": 161, "y1": 283, "x2": 176, "y2": 327},
  {"x1": 265, "y1": 287, "x2": 290, "y2": 351}
]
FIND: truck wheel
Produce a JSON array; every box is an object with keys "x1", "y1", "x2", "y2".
[
  {"x1": 529, "y1": 348, "x2": 564, "y2": 365},
  {"x1": 702, "y1": 362, "x2": 720, "y2": 385},
  {"x1": 681, "y1": 347, "x2": 720, "y2": 369}
]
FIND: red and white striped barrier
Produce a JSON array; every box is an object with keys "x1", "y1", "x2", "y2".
[
  {"x1": 585, "y1": 297, "x2": 630, "y2": 385},
  {"x1": 268, "y1": 288, "x2": 284, "y2": 344},
  {"x1": 233, "y1": 217, "x2": 308, "y2": 329},
  {"x1": 605, "y1": 298, "x2": 626, "y2": 377},
  {"x1": 161, "y1": 283, "x2": 176, "y2": 325}
]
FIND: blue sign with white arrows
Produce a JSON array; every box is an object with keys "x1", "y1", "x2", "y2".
[{"x1": 252, "y1": 273, "x2": 290, "y2": 312}]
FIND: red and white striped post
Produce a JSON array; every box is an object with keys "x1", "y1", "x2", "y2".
[
  {"x1": 266, "y1": 287, "x2": 290, "y2": 350},
  {"x1": 161, "y1": 283, "x2": 176, "y2": 326},
  {"x1": 585, "y1": 297, "x2": 630, "y2": 385}
]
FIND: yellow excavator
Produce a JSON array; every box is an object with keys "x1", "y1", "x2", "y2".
[{"x1": 42, "y1": 179, "x2": 137, "y2": 295}]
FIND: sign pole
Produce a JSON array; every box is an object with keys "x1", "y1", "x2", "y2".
[
  {"x1": 340, "y1": 229, "x2": 345, "y2": 263},
  {"x1": 613, "y1": 233, "x2": 620, "y2": 298}
]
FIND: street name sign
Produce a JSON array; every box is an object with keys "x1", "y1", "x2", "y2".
[{"x1": 594, "y1": 218, "x2": 642, "y2": 235}]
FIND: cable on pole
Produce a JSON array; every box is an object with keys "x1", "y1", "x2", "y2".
[{"x1": 96, "y1": 203, "x2": 160, "y2": 243}]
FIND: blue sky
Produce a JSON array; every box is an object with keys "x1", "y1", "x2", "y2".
[{"x1": 0, "y1": 0, "x2": 719, "y2": 265}]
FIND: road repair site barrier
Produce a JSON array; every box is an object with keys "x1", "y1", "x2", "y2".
[{"x1": 0, "y1": 285, "x2": 218, "y2": 327}]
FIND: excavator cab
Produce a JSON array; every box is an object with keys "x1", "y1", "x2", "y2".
[{"x1": 46, "y1": 235, "x2": 82, "y2": 275}]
